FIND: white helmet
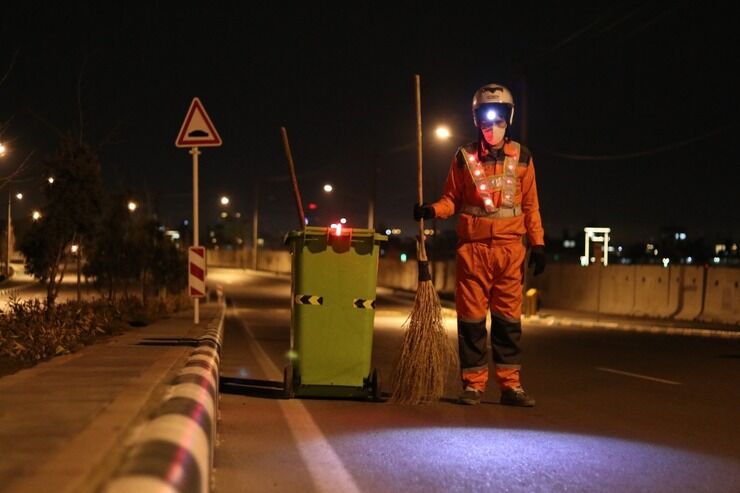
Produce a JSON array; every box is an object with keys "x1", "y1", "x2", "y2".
[{"x1": 472, "y1": 83, "x2": 515, "y2": 127}]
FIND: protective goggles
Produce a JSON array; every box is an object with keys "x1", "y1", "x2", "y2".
[{"x1": 475, "y1": 103, "x2": 512, "y2": 127}]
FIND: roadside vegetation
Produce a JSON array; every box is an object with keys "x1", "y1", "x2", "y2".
[{"x1": 0, "y1": 137, "x2": 190, "y2": 375}]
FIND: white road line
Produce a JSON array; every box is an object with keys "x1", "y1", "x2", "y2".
[
  {"x1": 596, "y1": 367, "x2": 682, "y2": 385},
  {"x1": 230, "y1": 303, "x2": 361, "y2": 493}
]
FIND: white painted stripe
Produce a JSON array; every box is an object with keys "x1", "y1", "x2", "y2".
[
  {"x1": 179, "y1": 366, "x2": 218, "y2": 388},
  {"x1": 169, "y1": 383, "x2": 216, "y2": 419},
  {"x1": 105, "y1": 475, "x2": 179, "y2": 493},
  {"x1": 596, "y1": 367, "x2": 682, "y2": 385},
  {"x1": 232, "y1": 303, "x2": 361, "y2": 493},
  {"x1": 188, "y1": 354, "x2": 218, "y2": 368},
  {"x1": 136, "y1": 414, "x2": 209, "y2": 493}
]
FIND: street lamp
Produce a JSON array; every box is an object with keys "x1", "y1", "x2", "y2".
[
  {"x1": 31, "y1": 210, "x2": 41, "y2": 221},
  {"x1": 220, "y1": 195, "x2": 230, "y2": 206},
  {"x1": 5, "y1": 190, "x2": 22, "y2": 278},
  {"x1": 368, "y1": 123, "x2": 455, "y2": 229},
  {"x1": 0, "y1": 143, "x2": 6, "y2": 157},
  {"x1": 323, "y1": 184, "x2": 333, "y2": 193},
  {"x1": 127, "y1": 201, "x2": 138, "y2": 212}
]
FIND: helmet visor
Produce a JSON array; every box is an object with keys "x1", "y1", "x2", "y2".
[{"x1": 475, "y1": 103, "x2": 512, "y2": 127}]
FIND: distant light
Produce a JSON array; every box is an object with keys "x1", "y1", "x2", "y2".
[
  {"x1": 323, "y1": 184, "x2": 333, "y2": 193},
  {"x1": 165, "y1": 230, "x2": 180, "y2": 241},
  {"x1": 646, "y1": 243, "x2": 654, "y2": 252},
  {"x1": 715, "y1": 244, "x2": 726, "y2": 254},
  {"x1": 236, "y1": 237, "x2": 243, "y2": 245},
  {"x1": 308, "y1": 202, "x2": 318, "y2": 210},
  {"x1": 713, "y1": 256, "x2": 720, "y2": 264},
  {"x1": 617, "y1": 246, "x2": 623, "y2": 252},
  {"x1": 400, "y1": 253, "x2": 408, "y2": 263},
  {"x1": 31, "y1": 210, "x2": 41, "y2": 221},
  {"x1": 235, "y1": 212, "x2": 241, "y2": 218},
  {"x1": 212, "y1": 238, "x2": 217, "y2": 244},
  {"x1": 580, "y1": 256, "x2": 589, "y2": 267},
  {"x1": 435, "y1": 126, "x2": 451, "y2": 140},
  {"x1": 70, "y1": 244, "x2": 79, "y2": 254},
  {"x1": 209, "y1": 231, "x2": 215, "y2": 238},
  {"x1": 220, "y1": 212, "x2": 228, "y2": 218},
  {"x1": 653, "y1": 249, "x2": 659, "y2": 256},
  {"x1": 0, "y1": 143, "x2": 6, "y2": 156},
  {"x1": 662, "y1": 258, "x2": 670, "y2": 268},
  {"x1": 183, "y1": 220, "x2": 189, "y2": 226},
  {"x1": 47, "y1": 177, "x2": 55, "y2": 184},
  {"x1": 330, "y1": 223, "x2": 342, "y2": 236},
  {"x1": 257, "y1": 238, "x2": 264, "y2": 246},
  {"x1": 391, "y1": 228, "x2": 401, "y2": 235},
  {"x1": 220, "y1": 196, "x2": 230, "y2": 206},
  {"x1": 732, "y1": 243, "x2": 738, "y2": 252},
  {"x1": 563, "y1": 240, "x2": 576, "y2": 248},
  {"x1": 385, "y1": 229, "x2": 392, "y2": 235},
  {"x1": 340, "y1": 217, "x2": 347, "y2": 224},
  {"x1": 128, "y1": 201, "x2": 137, "y2": 212},
  {"x1": 686, "y1": 256, "x2": 693, "y2": 264},
  {"x1": 304, "y1": 217, "x2": 309, "y2": 225},
  {"x1": 424, "y1": 229, "x2": 435, "y2": 235},
  {"x1": 15, "y1": 193, "x2": 22, "y2": 200}
]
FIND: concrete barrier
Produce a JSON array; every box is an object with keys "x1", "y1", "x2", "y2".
[
  {"x1": 701, "y1": 267, "x2": 740, "y2": 324},
  {"x1": 598, "y1": 265, "x2": 636, "y2": 315},
  {"x1": 104, "y1": 304, "x2": 225, "y2": 493},
  {"x1": 672, "y1": 266, "x2": 705, "y2": 320},
  {"x1": 206, "y1": 247, "x2": 739, "y2": 325}
]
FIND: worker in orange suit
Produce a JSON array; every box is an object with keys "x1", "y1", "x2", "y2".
[{"x1": 414, "y1": 83, "x2": 546, "y2": 406}]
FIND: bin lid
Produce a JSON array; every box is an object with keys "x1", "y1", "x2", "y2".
[{"x1": 286, "y1": 226, "x2": 387, "y2": 242}]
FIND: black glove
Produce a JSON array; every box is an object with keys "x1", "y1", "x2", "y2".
[
  {"x1": 413, "y1": 203, "x2": 435, "y2": 221},
  {"x1": 528, "y1": 245, "x2": 546, "y2": 276}
]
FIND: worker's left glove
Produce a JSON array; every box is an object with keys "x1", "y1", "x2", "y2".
[{"x1": 528, "y1": 245, "x2": 546, "y2": 276}]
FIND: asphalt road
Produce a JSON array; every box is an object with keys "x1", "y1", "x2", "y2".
[{"x1": 211, "y1": 267, "x2": 740, "y2": 493}]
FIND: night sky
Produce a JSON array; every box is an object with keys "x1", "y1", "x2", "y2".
[{"x1": 1, "y1": 3, "x2": 738, "y2": 247}]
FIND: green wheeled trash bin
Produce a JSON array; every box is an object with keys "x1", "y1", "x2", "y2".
[{"x1": 284, "y1": 226, "x2": 387, "y2": 400}]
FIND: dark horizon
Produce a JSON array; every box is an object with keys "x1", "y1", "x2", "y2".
[{"x1": 1, "y1": 3, "x2": 737, "y2": 247}]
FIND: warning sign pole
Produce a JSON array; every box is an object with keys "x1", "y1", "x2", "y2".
[
  {"x1": 176, "y1": 97, "x2": 221, "y2": 325},
  {"x1": 191, "y1": 146, "x2": 201, "y2": 324}
]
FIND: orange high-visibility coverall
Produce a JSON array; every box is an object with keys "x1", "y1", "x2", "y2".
[{"x1": 430, "y1": 139, "x2": 544, "y2": 392}]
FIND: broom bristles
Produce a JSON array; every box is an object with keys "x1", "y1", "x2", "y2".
[{"x1": 390, "y1": 280, "x2": 458, "y2": 404}]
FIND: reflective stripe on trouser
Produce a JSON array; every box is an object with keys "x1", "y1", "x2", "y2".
[{"x1": 456, "y1": 240, "x2": 526, "y2": 392}]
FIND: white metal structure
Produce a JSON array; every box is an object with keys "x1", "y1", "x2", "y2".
[{"x1": 583, "y1": 227, "x2": 611, "y2": 266}]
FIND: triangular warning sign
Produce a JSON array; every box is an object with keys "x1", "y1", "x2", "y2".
[{"x1": 175, "y1": 97, "x2": 222, "y2": 148}]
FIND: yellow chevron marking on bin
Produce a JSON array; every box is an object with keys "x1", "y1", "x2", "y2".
[
  {"x1": 295, "y1": 295, "x2": 323, "y2": 305},
  {"x1": 353, "y1": 298, "x2": 375, "y2": 309}
]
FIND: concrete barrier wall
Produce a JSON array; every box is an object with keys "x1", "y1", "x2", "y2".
[
  {"x1": 598, "y1": 265, "x2": 636, "y2": 315},
  {"x1": 207, "y1": 248, "x2": 739, "y2": 326},
  {"x1": 672, "y1": 266, "x2": 705, "y2": 321},
  {"x1": 702, "y1": 267, "x2": 740, "y2": 324}
]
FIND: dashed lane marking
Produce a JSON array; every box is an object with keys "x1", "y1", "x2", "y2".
[{"x1": 596, "y1": 367, "x2": 682, "y2": 385}]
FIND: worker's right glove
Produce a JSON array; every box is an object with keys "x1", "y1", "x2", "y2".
[
  {"x1": 413, "y1": 203, "x2": 435, "y2": 221},
  {"x1": 528, "y1": 245, "x2": 546, "y2": 276}
]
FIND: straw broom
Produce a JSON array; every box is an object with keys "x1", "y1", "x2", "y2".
[{"x1": 390, "y1": 74, "x2": 458, "y2": 404}]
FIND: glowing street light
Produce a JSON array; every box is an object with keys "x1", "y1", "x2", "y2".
[
  {"x1": 435, "y1": 125, "x2": 451, "y2": 140},
  {"x1": 31, "y1": 210, "x2": 41, "y2": 221},
  {"x1": 127, "y1": 201, "x2": 138, "y2": 212},
  {"x1": 323, "y1": 184, "x2": 333, "y2": 193},
  {"x1": 15, "y1": 193, "x2": 22, "y2": 200},
  {"x1": 0, "y1": 142, "x2": 6, "y2": 157},
  {"x1": 220, "y1": 196, "x2": 230, "y2": 206},
  {"x1": 47, "y1": 177, "x2": 54, "y2": 184}
]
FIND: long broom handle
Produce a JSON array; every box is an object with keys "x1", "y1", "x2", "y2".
[
  {"x1": 280, "y1": 126, "x2": 306, "y2": 229},
  {"x1": 415, "y1": 74, "x2": 427, "y2": 262}
]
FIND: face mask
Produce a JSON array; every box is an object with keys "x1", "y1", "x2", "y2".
[{"x1": 482, "y1": 124, "x2": 506, "y2": 146}]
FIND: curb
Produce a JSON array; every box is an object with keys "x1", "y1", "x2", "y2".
[
  {"x1": 0, "y1": 281, "x2": 36, "y2": 299},
  {"x1": 104, "y1": 302, "x2": 226, "y2": 493}
]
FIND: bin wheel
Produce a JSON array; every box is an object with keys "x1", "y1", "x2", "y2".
[
  {"x1": 283, "y1": 364, "x2": 295, "y2": 399},
  {"x1": 370, "y1": 368, "x2": 382, "y2": 402}
]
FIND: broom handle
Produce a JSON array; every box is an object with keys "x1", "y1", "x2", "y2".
[
  {"x1": 415, "y1": 74, "x2": 427, "y2": 262},
  {"x1": 280, "y1": 126, "x2": 306, "y2": 229}
]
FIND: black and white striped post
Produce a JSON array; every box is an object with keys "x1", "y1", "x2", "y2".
[{"x1": 105, "y1": 304, "x2": 225, "y2": 493}]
